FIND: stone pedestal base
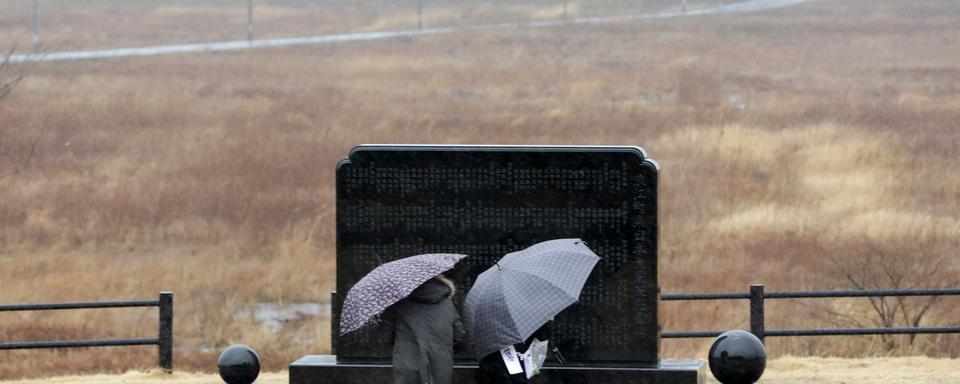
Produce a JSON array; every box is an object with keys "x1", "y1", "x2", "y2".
[{"x1": 290, "y1": 355, "x2": 705, "y2": 384}]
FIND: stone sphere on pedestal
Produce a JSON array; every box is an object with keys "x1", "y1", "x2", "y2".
[
  {"x1": 708, "y1": 330, "x2": 766, "y2": 384},
  {"x1": 218, "y1": 344, "x2": 261, "y2": 384}
]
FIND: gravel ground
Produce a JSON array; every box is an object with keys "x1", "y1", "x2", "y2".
[{"x1": 3, "y1": 357, "x2": 960, "y2": 383}]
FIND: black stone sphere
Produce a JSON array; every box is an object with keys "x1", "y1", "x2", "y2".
[
  {"x1": 708, "y1": 330, "x2": 766, "y2": 384},
  {"x1": 218, "y1": 344, "x2": 261, "y2": 384}
]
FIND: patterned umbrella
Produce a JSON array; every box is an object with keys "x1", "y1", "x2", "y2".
[
  {"x1": 339, "y1": 253, "x2": 468, "y2": 336},
  {"x1": 463, "y1": 238, "x2": 599, "y2": 358}
]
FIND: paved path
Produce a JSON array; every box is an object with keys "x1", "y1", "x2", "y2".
[{"x1": 9, "y1": 0, "x2": 808, "y2": 63}]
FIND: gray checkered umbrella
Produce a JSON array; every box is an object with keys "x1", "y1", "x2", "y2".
[
  {"x1": 339, "y1": 253, "x2": 468, "y2": 336},
  {"x1": 463, "y1": 238, "x2": 599, "y2": 358}
]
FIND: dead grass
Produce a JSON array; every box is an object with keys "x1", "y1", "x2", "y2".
[
  {"x1": 2, "y1": 358, "x2": 960, "y2": 383},
  {"x1": 0, "y1": 369, "x2": 287, "y2": 384},
  {"x1": 2, "y1": 0, "x2": 960, "y2": 379},
  {"x1": 742, "y1": 356, "x2": 960, "y2": 384}
]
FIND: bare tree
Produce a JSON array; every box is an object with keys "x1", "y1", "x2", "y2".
[
  {"x1": 0, "y1": 48, "x2": 22, "y2": 99},
  {"x1": 0, "y1": 47, "x2": 40, "y2": 182},
  {"x1": 821, "y1": 234, "x2": 959, "y2": 351}
]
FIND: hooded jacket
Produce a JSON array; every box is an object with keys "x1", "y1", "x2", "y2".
[{"x1": 382, "y1": 276, "x2": 465, "y2": 384}]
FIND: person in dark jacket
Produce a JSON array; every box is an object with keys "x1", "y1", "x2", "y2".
[
  {"x1": 381, "y1": 274, "x2": 465, "y2": 384},
  {"x1": 478, "y1": 322, "x2": 552, "y2": 383}
]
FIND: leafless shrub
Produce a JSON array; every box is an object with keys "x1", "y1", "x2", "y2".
[
  {"x1": 821, "y1": 235, "x2": 959, "y2": 351},
  {"x1": 0, "y1": 47, "x2": 37, "y2": 182},
  {"x1": 0, "y1": 48, "x2": 23, "y2": 101}
]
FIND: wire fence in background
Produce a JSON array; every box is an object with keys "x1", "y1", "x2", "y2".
[
  {"x1": 8, "y1": 0, "x2": 810, "y2": 63},
  {"x1": 20, "y1": 0, "x2": 735, "y2": 53}
]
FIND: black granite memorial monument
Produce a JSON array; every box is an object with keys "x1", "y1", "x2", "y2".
[{"x1": 290, "y1": 145, "x2": 704, "y2": 383}]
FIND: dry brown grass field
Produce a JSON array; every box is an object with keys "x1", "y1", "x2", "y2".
[{"x1": 2, "y1": 0, "x2": 960, "y2": 379}]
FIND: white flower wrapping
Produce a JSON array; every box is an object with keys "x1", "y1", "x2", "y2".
[{"x1": 521, "y1": 339, "x2": 549, "y2": 379}]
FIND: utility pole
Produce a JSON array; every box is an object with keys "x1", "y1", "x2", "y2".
[
  {"x1": 563, "y1": 0, "x2": 569, "y2": 19},
  {"x1": 247, "y1": 0, "x2": 254, "y2": 42},
  {"x1": 416, "y1": 0, "x2": 423, "y2": 30},
  {"x1": 32, "y1": 0, "x2": 40, "y2": 51},
  {"x1": 682, "y1": 0, "x2": 687, "y2": 14}
]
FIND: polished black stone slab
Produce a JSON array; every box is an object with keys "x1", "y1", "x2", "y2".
[
  {"x1": 333, "y1": 145, "x2": 661, "y2": 365},
  {"x1": 290, "y1": 355, "x2": 704, "y2": 384}
]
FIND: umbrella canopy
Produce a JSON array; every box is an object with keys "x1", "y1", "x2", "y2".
[
  {"x1": 463, "y1": 238, "x2": 599, "y2": 358},
  {"x1": 339, "y1": 253, "x2": 468, "y2": 336}
]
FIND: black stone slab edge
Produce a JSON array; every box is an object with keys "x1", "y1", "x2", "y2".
[
  {"x1": 289, "y1": 356, "x2": 704, "y2": 384},
  {"x1": 336, "y1": 144, "x2": 660, "y2": 171}
]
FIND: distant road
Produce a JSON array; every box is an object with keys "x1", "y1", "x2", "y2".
[{"x1": 9, "y1": 0, "x2": 808, "y2": 63}]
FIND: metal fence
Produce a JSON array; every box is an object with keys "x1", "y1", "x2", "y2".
[
  {"x1": 661, "y1": 284, "x2": 960, "y2": 341},
  {"x1": 0, "y1": 292, "x2": 174, "y2": 371}
]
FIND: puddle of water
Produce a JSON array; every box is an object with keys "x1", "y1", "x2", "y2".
[
  {"x1": 727, "y1": 93, "x2": 747, "y2": 109},
  {"x1": 240, "y1": 302, "x2": 331, "y2": 332}
]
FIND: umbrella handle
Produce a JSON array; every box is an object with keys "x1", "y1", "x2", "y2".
[{"x1": 552, "y1": 347, "x2": 567, "y2": 365}]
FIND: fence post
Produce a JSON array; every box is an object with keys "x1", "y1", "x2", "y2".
[
  {"x1": 416, "y1": 0, "x2": 423, "y2": 30},
  {"x1": 247, "y1": 0, "x2": 254, "y2": 42},
  {"x1": 749, "y1": 284, "x2": 764, "y2": 342},
  {"x1": 31, "y1": 0, "x2": 40, "y2": 52},
  {"x1": 159, "y1": 292, "x2": 173, "y2": 372}
]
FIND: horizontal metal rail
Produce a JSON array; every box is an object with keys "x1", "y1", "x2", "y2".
[
  {"x1": 0, "y1": 300, "x2": 159, "y2": 312},
  {"x1": 764, "y1": 288, "x2": 960, "y2": 299},
  {"x1": 0, "y1": 338, "x2": 160, "y2": 350},
  {"x1": 662, "y1": 331, "x2": 725, "y2": 338},
  {"x1": 661, "y1": 285, "x2": 960, "y2": 341},
  {"x1": 661, "y1": 292, "x2": 750, "y2": 301},
  {"x1": 661, "y1": 288, "x2": 960, "y2": 301},
  {"x1": 0, "y1": 292, "x2": 173, "y2": 371},
  {"x1": 663, "y1": 327, "x2": 960, "y2": 338},
  {"x1": 766, "y1": 326, "x2": 960, "y2": 337}
]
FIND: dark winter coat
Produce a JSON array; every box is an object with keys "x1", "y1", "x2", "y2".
[{"x1": 381, "y1": 277, "x2": 466, "y2": 384}]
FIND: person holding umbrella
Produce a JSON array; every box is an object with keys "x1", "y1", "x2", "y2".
[
  {"x1": 464, "y1": 239, "x2": 599, "y2": 383},
  {"x1": 339, "y1": 253, "x2": 468, "y2": 384},
  {"x1": 379, "y1": 273, "x2": 466, "y2": 384}
]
